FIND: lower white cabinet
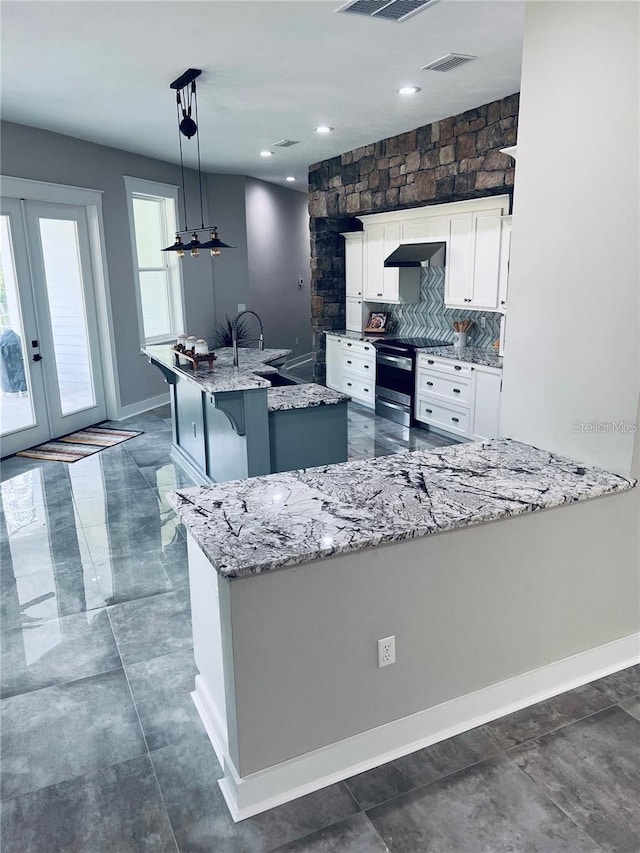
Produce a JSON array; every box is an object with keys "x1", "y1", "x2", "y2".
[
  {"x1": 325, "y1": 334, "x2": 343, "y2": 392},
  {"x1": 325, "y1": 334, "x2": 375, "y2": 408},
  {"x1": 471, "y1": 365, "x2": 502, "y2": 440},
  {"x1": 415, "y1": 353, "x2": 502, "y2": 439}
]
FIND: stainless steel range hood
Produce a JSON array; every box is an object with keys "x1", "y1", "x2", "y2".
[{"x1": 384, "y1": 241, "x2": 446, "y2": 268}]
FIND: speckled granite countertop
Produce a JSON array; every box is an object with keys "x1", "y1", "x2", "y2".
[
  {"x1": 324, "y1": 330, "x2": 385, "y2": 343},
  {"x1": 267, "y1": 384, "x2": 350, "y2": 412},
  {"x1": 168, "y1": 439, "x2": 635, "y2": 579},
  {"x1": 144, "y1": 345, "x2": 292, "y2": 393},
  {"x1": 420, "y1": 346, "x2": 503, "y2": 369}
]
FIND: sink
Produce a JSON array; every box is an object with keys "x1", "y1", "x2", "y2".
[{"x1": 263, "y1": 373, "x2": 300, "y2": 387}]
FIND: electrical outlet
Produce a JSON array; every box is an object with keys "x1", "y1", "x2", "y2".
[
  {"x1": 238, "y1": 303, "x2": 246, "y2": 312},
  {"x1": 295, "y1": 336, "x2": 299, "y2": 345},
  {"x1": 298, "y1": 278, "x2": 304, "y2": 288},
  {"x1": 377, "y1": 635, "x2": 396, "y2": 668},
  {"x1": 480, "y1": 316, "x2": 486, "y2": 330}
]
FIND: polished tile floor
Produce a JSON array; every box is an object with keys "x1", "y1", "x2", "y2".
[{"x1": 1, "y1": 405, "x2": 639, "y2": 852}]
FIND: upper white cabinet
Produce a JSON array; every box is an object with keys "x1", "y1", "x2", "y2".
[
  {"x1": 358, "y1": 196, "x2": 509, "y2": 310},
  {"x1": 498, "y1": 215, "x2": 512, "y2": 311},
  {"x1": 363, "y1": 222, "x2": 420, "y2": 304},
  {"x1": 400, "y1": 216, "x2": 447, "y2": 243},
  {"x1": 444, "y1": 208, "x2": 505, "y2": 310},
  {"x1": 344, "y1": 232, "x2": 364, "y2": 298}
]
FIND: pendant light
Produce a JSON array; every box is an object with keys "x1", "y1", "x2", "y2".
[{"x1": 162, "y1": 68, "x2": 234, "y2": 258}]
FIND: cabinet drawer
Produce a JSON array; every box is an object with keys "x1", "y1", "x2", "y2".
[
  {"x1": 342, "y1": 372, "x2": 374, "y2": 404},
  {"x1": 417, "y1": 353, "x2": 474, "y2": 379},
  {"x1": 342, "y1": 338, "x2": 375, "y2": 358},
  {"x1": 417, "y1": 371, "x2": 472, "y2": 406},
  {"x1": 416, "y1": 396, "x2": 470, "y2": 437},
  {"x1": 341, "y1": 351, "x2": 374, "y2": 378}
]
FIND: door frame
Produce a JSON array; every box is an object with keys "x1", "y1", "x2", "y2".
[{"x1": 0, "y1": 175, "x2": 119, "y2": 423}]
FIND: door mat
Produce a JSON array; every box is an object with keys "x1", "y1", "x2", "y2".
[{"x1": 16, "y1": 427, "x2": 143, "y2": 462}]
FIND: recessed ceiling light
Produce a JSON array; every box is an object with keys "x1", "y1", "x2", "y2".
[
  {"x1": 315, "y1": 126, "x2": 334, "y2": 134},
  {"x1": 285, "y1": 176, "x2": 296, "y2": 182},
  {"x1": 398, "y1": 86, "x2": 421, "y2": 95},
  {"x1": 260, "y1": 150, "x2": 273, "y2": 157}
]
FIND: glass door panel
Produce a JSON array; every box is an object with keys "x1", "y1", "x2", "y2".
[
  {"x1": 25, "y1": 201, "x2": 106, "y2": 438},
  {"x1": 38, "y1": 218, "x2": 96, "y2": 415},
  {"x1": 0, "y1": 201, "x2": 50, "y2": 456},
  {"x1": 0, "y1": 216, "x2": 35, "y2": 430}
]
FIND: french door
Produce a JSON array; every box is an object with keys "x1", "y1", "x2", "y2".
[{"x1": 0, "y1": 198, "x2": 106, "y2": 456}]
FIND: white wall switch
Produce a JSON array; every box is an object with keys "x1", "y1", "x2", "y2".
[
  {"x1": 238, "y1": 303, "x2": 246, "y2": 312},
  {"x1": 377, "y1": 635, "x2": 396, "y2": 668}
]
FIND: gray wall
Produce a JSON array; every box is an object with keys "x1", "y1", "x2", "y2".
[
  {"x1": 207, "y1": 174, "x2": 250, "y2": 335},
  {"x1": 0, "y1": 120, "x2": 216, "y2": 410},
  {"x1": 1, "y1": 121, "x2": 311, "y2": 413},
  {"x1": 245, "y1": 178, "x2": 311, "y2": 358}
]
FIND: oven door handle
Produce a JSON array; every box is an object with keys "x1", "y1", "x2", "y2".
[
  {"x1": 377, "y1": 398, "x2": 409, "y2": 412},
  {"x1": 377, "y1": 353, "x2": 412, "y2": 370}
]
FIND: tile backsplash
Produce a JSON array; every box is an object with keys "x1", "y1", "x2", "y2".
[{"x1": 379, "y1": 267, "x2": 501, "y2": 348}]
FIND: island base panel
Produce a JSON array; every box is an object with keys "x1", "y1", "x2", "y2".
[{"x1": 186, "y1": 488, "x2": 639, "y2": 820}]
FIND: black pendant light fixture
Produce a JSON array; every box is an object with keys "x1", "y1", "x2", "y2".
[{"x1": 162, "y1": 68, "x2": 234, "y2": 258}]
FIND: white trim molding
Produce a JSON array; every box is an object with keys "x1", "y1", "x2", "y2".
[
  {"x1": 113, "y1": 391, "x2": 170, "y2": 422},
  {"x1": 194, "y1": 632, "x2": 640, "y2": 822}
]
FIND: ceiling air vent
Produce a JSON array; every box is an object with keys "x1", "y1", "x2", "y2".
[
  {"x1": 273, "y1": 139, "x2": 301, "y2": 148},
  {"x1": 336, "y1": 0, "x2": 441, "y2": 24},
  {"x1": 421, "y1": 53, "x2": 477, "y2": 72}
]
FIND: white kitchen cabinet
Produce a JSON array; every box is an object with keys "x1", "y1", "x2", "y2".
[
  {"x1": 415, "y1": 353, "x2": 502, "y2": 440},
  {"x1": 444, "y1": 207, "x2": 508, "y2": 311},
  {"x1": 345, "y1": 297, "x2": 367, "y2": 332},
  {"x1": 400, "y1": 216, "x2": 447, "y2": 243},
  {"x1": 325, "y1": 334, "x2": 342, "y2": 392},
  {"x1": 471, "y1": 365, "x2": 502, "y2": 440},
  {"x1": 498, "y1": 215, "x2": 512, "y2": 310},
  {"x1": 363, "y1": 223, "x2": 419, "y2": 304},
  {"x1": 344, "y1": 232, "x2": 364, "y2": 298}
]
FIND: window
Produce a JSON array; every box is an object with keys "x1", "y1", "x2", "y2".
[{"x1": 124, "y1": 177, "x2": 184, "y2": 344}]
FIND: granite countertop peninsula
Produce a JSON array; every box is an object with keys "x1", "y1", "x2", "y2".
[
  {"x1": 144, "y1": 344, "x2": 292, "y2": 394},
  {"x1": 267, "y1": 384, "x2": 350, "y2": 413},
  {"x1": 420, "y1": 345, "x2": 503, "y2": 369},
  {"x1": 168, "y1": 439, "x2": 635, "y2": 579}
]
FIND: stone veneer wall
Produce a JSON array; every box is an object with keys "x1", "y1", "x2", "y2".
[{"x1": 309, "y1": 93, "x2": 519, "y2": 382}]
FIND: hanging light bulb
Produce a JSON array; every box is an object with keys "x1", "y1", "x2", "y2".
[
  {"x1": 162, "y1": 234, "x2": 186, "y2": 258},
  {"x1": 200, "y1": 226, "x2": 234, "y2": 257},
  {"x1": 189, "y1": 232, "x2": 200, "y2": 257}
]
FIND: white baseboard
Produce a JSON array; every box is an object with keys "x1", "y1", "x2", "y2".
[
  {"x1": 194, "y1": 632, "x2": 640, "y2": 822},
  {"x1": 114, "y1": 392, "x2": 169, "y2": 421}
]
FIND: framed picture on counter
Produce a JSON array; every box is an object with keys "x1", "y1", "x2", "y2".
[{"x1": 365, "y1": 311, "x2": 389, "y2": 334}]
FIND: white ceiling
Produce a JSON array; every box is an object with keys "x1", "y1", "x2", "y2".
[{"x1": 0, "y1": 0, "x2": 525, "y2": 191}]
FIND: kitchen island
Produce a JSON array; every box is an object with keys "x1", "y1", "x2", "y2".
[
  {"x1": 168, "y1": 439, "x2": 637, "y2": 820},
  {"x1": 144, "y1": 345, "x2": 349, "y2": 483}
]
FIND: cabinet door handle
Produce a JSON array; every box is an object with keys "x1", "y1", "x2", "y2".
[
  {"x1": 453, "y1": 388, "x2": 461, "y2": 393},
  {"x1": 364, "y1": 346, "x2": 369, "y2": 351},
  {"x1": 347, "y1": 382, "x2": 352, "y2": 387},
  {"x1": 427, "y1": 359, "x2": 434, "y2": 365},
  {"x1": 347, "y1": 343, "x2": 352, "y2": 347},
  {"x1": 364, "y1": 364, "x2": 369, "y2": 369},
  {"x1": 452, "y1": 417, "x2": 459, "y2": 423},
  {"x1": 347, "y1": 360, "x2": 352, "y2": 365},
  {"x1": 454, "y1": 365, "x2": 462, "y2": 371},
  {"x1": 377, "y1": 292, "x2": 383, "y2": 297},
  {"x1": 426, "y1": 381, "x2": 434, "y2": 386},
  {"x1": 426, "y1": 408, "x2": 433, "y2": 414},
  {"x1": 500, "y1": 300, "x2": 506, "y2": 305},
  {"x1": 364, "y1": 388, "x2": 369, "y2": 392}
]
